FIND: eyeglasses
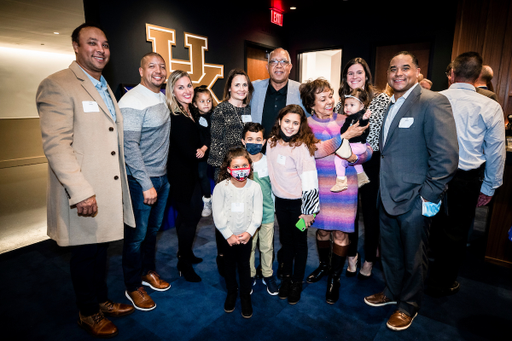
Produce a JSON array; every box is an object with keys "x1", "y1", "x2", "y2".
[{"x1": 269, "y1": 59, "x2": 290, "y2": 67}]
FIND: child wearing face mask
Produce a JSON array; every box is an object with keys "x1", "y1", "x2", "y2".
[
  {"x1": 331, "y1": 88, "x2": 372, "y2": 192},
  {"x1": 192, "y1": 85, "x2": 215, "y2": 217},
  {"x1": 241, "y1": 123, "x2": 279, "y2": 296},
  {"x1": 212, "y1": 147, "x2": 263, "y2": 319}
]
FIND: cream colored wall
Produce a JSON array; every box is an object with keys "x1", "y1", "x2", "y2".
[{"x1": 0, "y1": 47, "x2": 74, "y2": 168}]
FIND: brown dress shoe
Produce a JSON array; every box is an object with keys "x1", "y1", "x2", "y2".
[
  {"x1": 125, "y1": 287, "x2": 156, "y2": 311},
  {"x1": 364, "y1": 292, "x2": 397, "y2": 307},
  {"x1": 99, "y1": 300, "x2": 135, "y2": 317},
  {"x1": 142, "y1": 270, "x2": 171, "y2": 292},
  {"x1": 386, "y1": 310, "x2": 418, "y2": 331},
  {"x1": 78, "y1": 311, "x2": 118, "y2": 338}
]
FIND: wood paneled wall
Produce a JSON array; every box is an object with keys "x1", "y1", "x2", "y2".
[{"x1": 452, "y1": 0, "x2": 512, "y2": 120}]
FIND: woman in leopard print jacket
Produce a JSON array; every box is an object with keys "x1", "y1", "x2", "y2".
[{"x1": 333, "y1": 58, "x2": 390, "y2": 280}]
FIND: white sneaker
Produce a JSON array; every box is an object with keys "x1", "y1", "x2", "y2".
[{"x1": 201, "y1": 196, "x2": 212, "y2": 217}]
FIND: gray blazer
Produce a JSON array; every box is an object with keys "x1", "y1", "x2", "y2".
[
  {"x1": 250, "y1": 78, "x2": 306, "y2": 123},
  {"x1": 379, "y1": 85, "x2": 459, "y2": 216}
]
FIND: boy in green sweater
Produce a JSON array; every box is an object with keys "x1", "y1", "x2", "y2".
[{"x1": 242, "y1": 123, "x2": 278, "y2": 295}]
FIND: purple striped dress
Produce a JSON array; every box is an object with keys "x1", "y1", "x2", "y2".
[{"x1": 308, "y1": 113, "x2": 372, "y2": 232}]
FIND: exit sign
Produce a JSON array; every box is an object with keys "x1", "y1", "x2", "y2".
[{"x1": 271, "y1": 9, "x2": 283, "y2": 26}]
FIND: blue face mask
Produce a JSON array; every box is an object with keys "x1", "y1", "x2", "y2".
[
  {"x1": 421, "y1": 198, "x2": 442, "y2": 217},
  {"x1": 245, "y1": 143, "x2": 263, "y2": 155}
]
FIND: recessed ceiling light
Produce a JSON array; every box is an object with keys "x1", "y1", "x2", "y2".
[
  {"x1": 53, "y1": 32, "x2": 59, "y2": 35},
  {"x1": 290, "y1": 7, "x2": 296, "y2": 10}
]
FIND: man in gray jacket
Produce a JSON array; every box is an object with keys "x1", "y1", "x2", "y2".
[
  {"x1": 250, "y1": 48, "x2": 306, "y2": 138},
  {"x1": 364, "y1": 51, "x2": 459, "y2": 331}
]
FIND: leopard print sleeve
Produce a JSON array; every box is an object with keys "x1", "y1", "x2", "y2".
[{"x1": 366, "y1": 92, "x2": 390, "y2": 151}]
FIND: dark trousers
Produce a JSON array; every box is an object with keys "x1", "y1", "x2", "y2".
[
  {"x1": 198, "y1": 160, "x2": 211, "y2": 198},
  {"x1": 70, "y1": 242, "x2": 109, "y2": 316},
  {"x1": 173, "y1": 181, "x2": 203, "y2": 257},
  {"x1": 275, "y1": 197, "x2": 308, "y2": 283},
  {"x1": 349, "y1": 151, "x2": 381, "y2": 262},
  {"x1": 429, "y1": 165, "x2": 484, "y2": 288},
  {"x1": 380, "y1": 197, "x2": 431, "y2": 317},
  {"x1": 220, "y1": 236, "x2": 253, "y2": 295}
]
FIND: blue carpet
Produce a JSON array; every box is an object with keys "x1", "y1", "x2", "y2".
[{"x1": 0, "y1": 214, "x2": 511, "y2": 340}]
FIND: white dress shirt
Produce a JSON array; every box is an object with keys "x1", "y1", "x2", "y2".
[
  {"x1": 382, "y1": 83, "x2": 419, "y2": 147},
  {"x1": 440, "y1": 83, "x2": 505, "y2": 196}
]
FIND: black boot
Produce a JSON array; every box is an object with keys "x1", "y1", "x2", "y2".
[
  {"x1": 306, "y1": 240, "x2": 331, "y2": 283},
  {"x1": 224, "y1": 290, "x2": 237, "y2": 313},
  {"x1": 326, "y1": 244, "x2": 348, "y2": 304},
  {"x1": 288, "y1": 280, "x2": 303, "y2": 305},
  {"x1": 240, "y1": 294, "x2": 253, "y2": 318},
  {"x1": 177, "y1": 255, "x2": 201, "y2": 282}
]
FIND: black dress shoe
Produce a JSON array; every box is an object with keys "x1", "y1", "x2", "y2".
[
  {"x1": 177, "y1": 251, "x2": 203, "y2": 264},
  {"x1": 425, "y1": 281, "x2": 460, "y2": 297}
]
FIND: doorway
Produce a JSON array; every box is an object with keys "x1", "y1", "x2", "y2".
[{"x1": 299, "y1": 49, "x2": 342, "y2": 105}]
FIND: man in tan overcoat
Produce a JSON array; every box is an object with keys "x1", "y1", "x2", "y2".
[{"x1": 36, "y1": 23, "x2": 136, "y2": 338}]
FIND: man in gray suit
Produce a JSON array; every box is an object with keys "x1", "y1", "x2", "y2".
[
  {"x1": 364, "y1": 51, "x2": 459, "y2": 331},
  {"x1": 250, "y1": 48, "x2": 306, "y2": 138}
]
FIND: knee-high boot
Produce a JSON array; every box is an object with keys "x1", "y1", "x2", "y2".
[
  {"x1": 326, "y1": 244, "x2": 348, "y2": 304},
  {"x1": 306, "y1": 239, "x2": 331, "y2": 283}
]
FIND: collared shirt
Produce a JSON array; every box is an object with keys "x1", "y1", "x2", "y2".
[
  {"x1": 261, "y1": 82, "x2": 288, "y2": 138},
  {"x1": 440, "y1": 83, "x2": 505, "y2": 196},
  {"x1": 79, "y1": 65, "x2": 117, "y2": 122},
  {"x1": 382, "y1": 83, "x2": 419, "y2": 146}
]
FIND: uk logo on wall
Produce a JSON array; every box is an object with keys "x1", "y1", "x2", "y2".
[{"x1": 146, "y1": 23, "x2": 224, "y2": 104}]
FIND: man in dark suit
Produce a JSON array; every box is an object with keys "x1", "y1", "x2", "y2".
[{"x1": 364, "y1": 51, "x2": 459, "y2": 331}]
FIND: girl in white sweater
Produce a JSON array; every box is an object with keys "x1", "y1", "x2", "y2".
[{"x1": 212, "y1": 147, "x2": 263, "y2": 319}]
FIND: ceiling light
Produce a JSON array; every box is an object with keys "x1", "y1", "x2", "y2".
[
  {"x1": 53, "y1": 32, "x2": 59, "y2": 35},
  {"x1": 290, "y1": 7, "x2": 296, "y2": 10}
]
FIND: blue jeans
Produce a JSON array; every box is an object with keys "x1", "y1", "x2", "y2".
[{"x1": 122, "y1": 175, "x2": 170, "y2": 291}]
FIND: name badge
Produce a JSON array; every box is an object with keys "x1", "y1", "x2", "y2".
[
  {"x1": 231, "y1": 202, "x2": 245, "y2": 213},
  {"x1": 257, "y1": 167, "x2": 269, "y2": 178},
  {"x1": 399, "y1": 117, "x2": 414, "y2": 128},
  {"x1": 277, "y1": 154, "x2": 286, "y2": 165},
  {"x1": 199, "y1": 116, "x2": 208, "y2": 127},
  {"x1": 242, "y1": 115, "x2": 252, "y2": 123},
  {"x1": 82, "y1": 101, "x2": 99, "y2": 113}
]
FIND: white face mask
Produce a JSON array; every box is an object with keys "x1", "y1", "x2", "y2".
[{"x1": 228, "y1": 167, "x2": 250, "y2": 182}]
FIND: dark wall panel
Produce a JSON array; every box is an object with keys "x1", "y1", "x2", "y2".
[{"x1": 84, "y1": 0, "x2": 286, "y2": 100}]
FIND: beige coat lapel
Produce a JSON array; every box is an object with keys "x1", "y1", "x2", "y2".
[{"x1": 69, "y1": 61, "x2": 115, "y2": 123}]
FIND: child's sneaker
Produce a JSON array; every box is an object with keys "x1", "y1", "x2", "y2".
[
  {"x1": 262, "y1": 275, "x2": 279, "y2": 296},
  {"x1": 357, "y1": 172, "x2": 370, "y2": 188},
  {"x1": 330, "y1": 177, "x2": 348, "y2": 192}
]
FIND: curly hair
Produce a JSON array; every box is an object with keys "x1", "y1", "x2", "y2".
[
  {"x1": 217, "y1": 146, "x2": 253, "y2": 183},
  {"x1": 299, "y1": 78, "x2": 333, "y2": 115},
  {"x1": 268, "y1": 104, "x2": 318, "y2": 157}
]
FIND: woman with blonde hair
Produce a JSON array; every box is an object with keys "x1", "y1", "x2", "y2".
[{"x1": 166, "y1": 70, "x2": 204, "y2": 282}]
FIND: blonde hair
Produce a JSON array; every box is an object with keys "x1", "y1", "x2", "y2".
[{"x1": 166, "y1": 70, "x2": 192, "y2": 116}]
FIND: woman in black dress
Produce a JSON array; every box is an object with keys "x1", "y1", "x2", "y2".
[{"x1": 166, "y1": 70, "x2": 204, "y2": 282}]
